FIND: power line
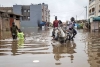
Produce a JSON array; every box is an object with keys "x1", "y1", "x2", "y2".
[{"x1": 78, "y1": 9, "x2": 85, "y2": 17}]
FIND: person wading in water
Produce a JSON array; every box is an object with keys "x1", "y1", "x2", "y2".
[{"x1": 10, "y1": 22, "x2": 19, "y2": 40}]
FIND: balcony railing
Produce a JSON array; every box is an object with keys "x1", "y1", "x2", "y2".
[
  {"x1": 89, "y1": 12, "x2": 95, "y2": 16},
  {"x1": 89, "y1": 0, "x2": 95, "y2": 5}
]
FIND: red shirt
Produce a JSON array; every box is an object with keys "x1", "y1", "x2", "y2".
[{"x1": 53, "y1": 20, "x2": 59, "y2": 27}]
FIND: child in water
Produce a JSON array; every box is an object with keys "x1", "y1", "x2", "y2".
[
  {"x1": 17, "y1": 29, "x2": 25, "y2": 40},
  {"x1": 17, "y1": 29, "x2": 25, "y2": 47}
]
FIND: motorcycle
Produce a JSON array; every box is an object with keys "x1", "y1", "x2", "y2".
[
  {"x1": 65, "y1": 30, "x2": 73, "y2": 41},
  {"x1": 52, "y1": 27, "x2": 73, "y2": 44}
]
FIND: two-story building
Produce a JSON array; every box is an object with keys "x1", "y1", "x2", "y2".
[{"x1": 89, "y1": 0, "x2": 100, "y2": 18}]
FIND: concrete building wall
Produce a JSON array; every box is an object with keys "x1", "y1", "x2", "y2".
[
  {"x1": 13, "y1": 5, "x2": 42, "y2": 27},
  {"x1": 47, "y1": 10, "x2": 50, "y2": 22},
  {"x1": 42, "y1": 4, "x2": 50, "y2": 22},
  {"x1": 30, "y1": 5, "x2": 42, "y2": 27},
  {"x1": 89, "y1": 0, "x2": 100, "y2": 18},
  {"x1": 13, "y1": 5, "x2": 22, "y2": 15}
]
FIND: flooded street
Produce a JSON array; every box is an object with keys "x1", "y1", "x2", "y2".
[{"x1": 0, "y1": 28, "x2": 99, "y2": 67}]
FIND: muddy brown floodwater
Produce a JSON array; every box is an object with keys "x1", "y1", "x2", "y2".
[{"x1": 0, "y1": 28, "x2": 100, "y2": 67}]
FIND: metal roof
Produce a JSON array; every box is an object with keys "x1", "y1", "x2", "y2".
[
  {"x1": 0, "y1": 10, "x2": 23, "y2": 16},
  {"x1": 7, "y1": 12, "x2": 23, "y2": 16}
]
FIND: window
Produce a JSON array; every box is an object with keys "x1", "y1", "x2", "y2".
[
  {"x1": 22, "y1": 16, "x2": 30, "y2": 20},
  {"x1": 10, "y1": 15, "x2": 13, "y2": 18},
  {"x1": 28, "y1": 10, "x2": 30, "y2": 12},
  {"x1": 24, "y1": 10, "x2": 27, "y2": 12},
  {"x1": 92, "y1": 8, "x2": 95, "y2": 12},
  {"x1": 22, "y1": 16, "x2": 26, "y2": 20},
  {"x1": 28, "y1": 16, "x2": 30, "y2": 20},
  {"x1": 89, "y1": 9, "x2": 91, "y2": 13},
  {"x1": 16, "y1": 16, "x2": 20, "y2": 20}
]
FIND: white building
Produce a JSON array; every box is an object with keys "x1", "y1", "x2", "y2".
[
  {"x1": 42, "y1": 3, "x2": 50, "y2": 22},
  {"x1": 89, "y1": 0, "x2": 100, "y2": 18}
]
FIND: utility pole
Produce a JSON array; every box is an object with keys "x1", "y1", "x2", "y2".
[
  {"x1": 85, "y1": 6, "x2": 87, "y2": 20},
  {"x1": 76, "y1": 15, "x2": 77, "y2": 22}
]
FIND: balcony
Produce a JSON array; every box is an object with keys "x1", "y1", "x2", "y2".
[
  {"x1": 89, "y1": 12, "x2": 95, "y2": 16},
  {"x1": 99, "y1": 10, "x2": 100, "y2": 12},
  {"x1": 89, "y1": 0, "x2": 95, "y2": 5}
]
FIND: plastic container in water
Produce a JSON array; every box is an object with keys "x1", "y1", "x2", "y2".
[{"x1": 42, "y1": 26, "x2": 45, "y2": 30}]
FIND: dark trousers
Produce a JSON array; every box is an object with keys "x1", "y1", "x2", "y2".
[
  {"x1": 71, "y1": 29, "x2": 77, "y2": 39},
  {"x1": 12, "y1": 33, "x2": 17, "y2": 40},
  {"x1": 52, "y1": 31, "x2": 55, "y2": 37},
  {"x1": 12, "y1": 35, "x2": 17, "y2": 39}
]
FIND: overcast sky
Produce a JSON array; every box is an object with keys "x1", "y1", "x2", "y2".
[{"x1": 0, "y1": 0, "x2": 88, "y2": 22}]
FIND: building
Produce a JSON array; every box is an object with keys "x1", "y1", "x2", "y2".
[
  {"x1": 0, "y1": 3, "x2": 50, "y2": 27},
  {"x1": 0, "y1": 10, "x2": 22, "y2": 31},
  {"x1": 0, "y1": 7, "x2": 13, "y2": 13},
  {"x1": 13, "y1": 3, "x2": 50, "y2": 27},
  {"x1": 8, "y1": 12, "x2": 22, "y2": 29},
  {"x1": 89, "y1": 0, "x2": 100, "y2": 18},
  {"x1": 88, "y1": 0, "x2": 100, "y2": 32}
]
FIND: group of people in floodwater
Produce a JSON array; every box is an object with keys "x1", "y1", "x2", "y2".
[
  {"x1": 52, "y1": 16, "x2": 77, "y2": 42},
  {"x1": 10, "y1": 16, "x2": 77, "y2": 43},
  {"x1": 10, "y1": 22, "x2": 25, "y2": 40}
]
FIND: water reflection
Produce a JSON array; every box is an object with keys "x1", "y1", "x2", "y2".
[
  {"x1": 18, "y1": 39, "x2": 24, "y2": 48},
  {"x1": 0, "y1": 28, "x2": 93, "y2": 67},
  {"x1": 0, "y1": 40, "x2": 11, "y2": 56},
  {"x1": 52, "y1": 41, "x2": 76, "y2": 65},
  {"x1": 38, "y1": 28, "x2": 42, "y2": 33},
  {"x1": 0, "y1": 31, "x2": 11, "y2": 40},
  {"x1": 87, "y1": 32, "x2": 100, "y2": 67},
  {"x1": 11, "y1": 41, "x2": 18, "y2": 55},
  {"x1": 21, "y1": 27, "x2": 49, "y2": 37},
  {"x1": 0, "y1": 27, "x2": 51, "y2": 56}
]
